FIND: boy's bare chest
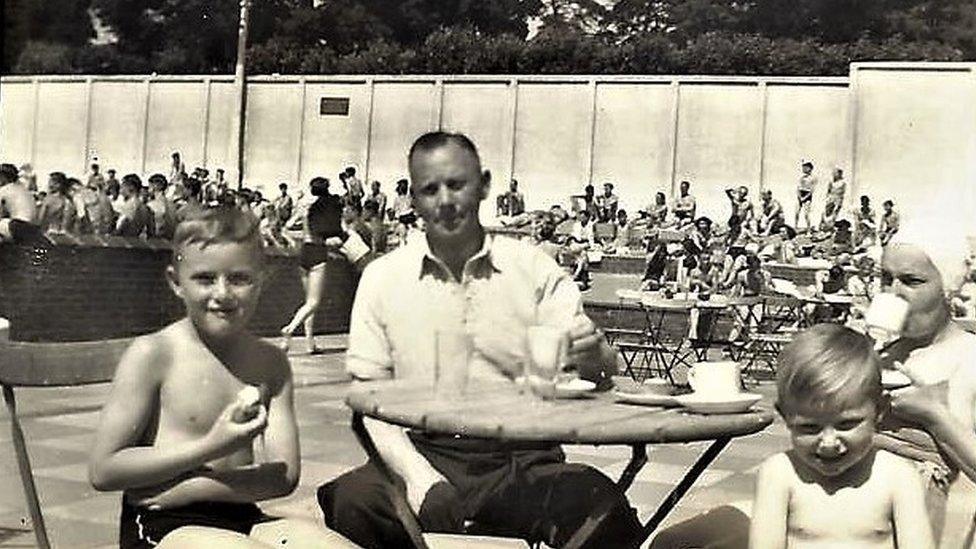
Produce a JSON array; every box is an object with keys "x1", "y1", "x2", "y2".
[
  {"x1": 788, "y1": 482, "x2": 893, "y2": 541},
  {"x1": 159, "y1": 354, "x2": 253, "y2": 435}
]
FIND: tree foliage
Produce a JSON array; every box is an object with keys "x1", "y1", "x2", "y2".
[{"x1": 4, "y1": 0, "x2": 973, "y2": 76}]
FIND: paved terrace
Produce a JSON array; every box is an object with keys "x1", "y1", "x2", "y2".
[{"x1": 0, "y1": 274, "x2": 790, "y2": 548}]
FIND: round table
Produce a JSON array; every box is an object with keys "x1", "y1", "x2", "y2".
[{"x1": 346, "y1": 380, "x2": 774, "y2": 548}]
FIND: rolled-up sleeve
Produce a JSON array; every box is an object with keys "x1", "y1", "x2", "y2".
[{"x1": 346, "y1": 262, "x2": 394, "y2": 380}]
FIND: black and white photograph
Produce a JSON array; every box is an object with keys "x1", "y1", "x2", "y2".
[{"x1": 2, "y1": 1, "x2": 976, "y2": 547}]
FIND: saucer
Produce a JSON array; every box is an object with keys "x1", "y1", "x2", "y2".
[
  {"x1": 553, "y1": 379, "x2": 597, "y2": 399},
  {"x1": 881, "y1": 369, "x2": 912, "y2": 389},
  {"x1": 614, "y1": 391, "x2": 678, "y2": 407},
  {"x1": 675, "y1": 392, "x2": 762, "y2": 414}
]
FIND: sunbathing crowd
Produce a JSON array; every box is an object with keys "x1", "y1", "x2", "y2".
[{"x1": 3, "y1": 134, "x2": 976, "y2": 548}]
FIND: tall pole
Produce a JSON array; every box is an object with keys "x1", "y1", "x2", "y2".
[{"x1": 229, "y1": 0, "x2": 251, "y2": 190}]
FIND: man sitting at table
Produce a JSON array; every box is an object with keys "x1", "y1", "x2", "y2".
[{"x1": 317, "y1": 131, "x2": 640, "y2": 549}]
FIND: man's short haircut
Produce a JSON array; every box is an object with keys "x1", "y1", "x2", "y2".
[
  {"x1": 122, "y1": 174, "x2": 142, "y2": 191},
  {"x1": 148, "y1": 174, "x2": 168, "y2": 189},
  {"x1": 0, "y1": 163, "x2": 18, "y2": 184},
  {"x1": 696, "y1": 216, "x2": 712, "y2": 227},
  {"x1": 279, "y1": 182, "x2": 288, "y2": 191},
  {"x1": 776, "y1": 324, "x2": 881, "y2": 416},
  {"x1": 310, "y1": 177, "x2": 330, "y2": 197},
  {"x1": 802, "y1": 161, "x2": 813, "y2": 169},
  {"x1": 345, "y1": 167, "x2": 356, "y2": 176},
  {"x1": 408, "y1": 131, "x2": 481, "y2": 167},
  {"x1": 604, "y1": 182, "x2": 613, "y2": 189},
  {"x1": 91, "y1": 163, "x2": 99, "y2": 170},
  {"x1": 107, "y1": 169, "x2": 116, "y2": 175},
  {"x1": 184, "y1": 177, "x2": 202, "y2": 197},
  {"x1": 172, "y1": 206, "x2": 263, "y2": 264},
  {"x1": 883, "y1": 200, "x2": 894, "y2": 207}
]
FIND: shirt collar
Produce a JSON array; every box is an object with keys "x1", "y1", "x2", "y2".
[{"x1": 415, "y1": 233, "x2": 501, "y2": 281}]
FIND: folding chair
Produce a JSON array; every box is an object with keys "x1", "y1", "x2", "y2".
[{"x1": 0, "y1": 338, "x2": 128, "y2": 549}]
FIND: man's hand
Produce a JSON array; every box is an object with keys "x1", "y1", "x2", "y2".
[
  {"x1": 404, "y1": 470, "x2": 447, "y2": 515},
  {"x1": 416, "y1": 481, "x2": 465, "y2": 533},
  {"x1": 567, "y1": 316, "x2": 615, "y2": 381}
]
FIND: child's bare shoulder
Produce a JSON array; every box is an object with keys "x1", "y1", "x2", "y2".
[
  {"x1": 758, "y1": 452, "x2": 796, "y2": 481},
  {"x1": 115, "y1": 323, "x2": 186, "y2": 380},
  {"x1": 872, "y1": 449, "x2": 918, "y2": 477}
]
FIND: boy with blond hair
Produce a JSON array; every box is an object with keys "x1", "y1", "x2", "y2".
[
  {"x1": 89, "y1": 207, "x2": 354, "y2": 548},
  {"x1": 750, "y1": 324, "x2": 933, "y2": 548}
]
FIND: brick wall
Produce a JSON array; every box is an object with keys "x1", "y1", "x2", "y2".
[{"x1": 0, "y1": 235, "x2": 356, "y2": 342}]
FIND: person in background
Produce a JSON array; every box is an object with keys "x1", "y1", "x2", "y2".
[
  {"x1": 649, "y1": 192, "x2": 668, "y2": 227},
  {"x1": 496, "y1": 178, "x2": 526, "y2": 218},
  {"x1": 115, "y1": 174, "x2": 153, "y2": 237},
  {"x1": 758, "y1": 190, "x2": 784, "y2": 236},
  {"x1": 795, "y1": 161, "x2": 817, "y2": 232},
  {"x1": 147, "y1": 174, "x2": 177, "y2": 239},
  {"x1": 344, "y1": 166, "x2": 364, "y2": 208},
  {"x1": 68, "y1": 178, "x2": 94, "y2": 234},
  {"x1": 854, "y1": 195, "x2": 877, "y2": 250},
  {"x1": 582, "y1": 183, "x2": 599, "y2": 219},
  {"x1": 364, "y1": 181, "x2": 387, "y2": 218},
  {"x1": 0, "y1": 163, "x2": 40, "y2": 243},
  {"x1": 361, "y1": 201, "x2": 388, "y2": 255},
  {"x1": 673, "y1": 180, "x2": 697, "y2": 224},
  {"x1": 726, "y1": 186, "x2": 755, "y2": 230},
  {"x1": 826, "y1": 167, "x2": 847, "y2": 213},
  {"x1": 88, "y1": 163, "x2": 105, "y2": 190},
  {"x1": 879, "y1": 200, "x2": 900, "y2": 245},
  {"x1": 19, "y1": 163, "x2": 37, "y2": 193},
  {"x1": 595, "y1": 182, "x2": 619, "y2": 223},
  {"x1": 280, "y1": 177, "x2": 344, "y2": 355},
  {"x1": 168, "y1": 152, "x2": 185, "y2": 184},
  {"x1": 38, "y1": 172, "x2": 76, "y2": 234},
  {"x1": 274, "y1": 183, "x2": 294, "y2": 230},
  {"x1": 391, "y1": 178, "x2": 415, "y2": 243}
]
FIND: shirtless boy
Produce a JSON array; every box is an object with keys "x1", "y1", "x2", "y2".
[
  {"x1": 89, "y1": 207, "x2": 354, "y2": 548},
  {"x1": 750, "y1": 324, "x2": 933, "y2": 549}
]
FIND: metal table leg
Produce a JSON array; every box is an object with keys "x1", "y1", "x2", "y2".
[
  {"x1": 637, "y1": 437, "x2": 732, "y2": 544},
  {"x1": 2, "y1": 384, "x2": 51, "y2": 549}
]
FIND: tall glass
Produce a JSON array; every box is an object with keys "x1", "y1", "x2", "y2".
[
  {"x1": 434, "y1": 329, "x2": 471, "y2": 399},
  {"x1": 526, "y1": 325, "x2": 568, "y2": 399}
]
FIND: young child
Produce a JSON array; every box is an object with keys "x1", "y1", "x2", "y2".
[
  {"x1": 89, "y1": 207, "x2": 354, "y2": 548},
  {"x1": 750, "y1": 324, "x2": 934, "y2": 549}
]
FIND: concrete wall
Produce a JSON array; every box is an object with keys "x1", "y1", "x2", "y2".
[
  {"x1": 850, "y1": 62, "x2": 976, "y2": 235},
  {"x1": 2, "y1": 74, "x2": 853, "y2": 224},
  {"x1": 5, "y1": 66, "x2": 974, "y2": 233}
]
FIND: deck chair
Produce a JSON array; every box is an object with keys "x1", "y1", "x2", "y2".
[{"x1": 0, "y1": 338, "x2": 128, "y2": 549}]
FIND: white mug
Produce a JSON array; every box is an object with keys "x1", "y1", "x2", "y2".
[
  {"x1": 687, "y1": 362, "x2": 741, "y2": 397},
  {"x1": 864, "y1": 293, "x2": 909, "y2": 348}
]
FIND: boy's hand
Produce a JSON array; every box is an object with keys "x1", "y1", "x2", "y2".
[{"x1": 206, "y1": 400, "x2": 268, "y2": 453}]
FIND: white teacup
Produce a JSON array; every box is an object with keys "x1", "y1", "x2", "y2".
[
  {"x1": 687, "y1": 362, "x2": 741, "y2": 397},
  {"x1": 864, "y1": 293, "x2": 909, "y2": 348}
]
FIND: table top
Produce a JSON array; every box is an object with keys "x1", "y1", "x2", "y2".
[
  {"x1": 616, "y1": 290, "x2": 763, "y2": 310},
  {"x1": 347, "y1": 381, "x2": 774, "y2": 446}
]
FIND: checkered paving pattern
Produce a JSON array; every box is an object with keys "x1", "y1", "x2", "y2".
[{"x1": 0, "y1": 333, "x2": 791, "y2": 549}]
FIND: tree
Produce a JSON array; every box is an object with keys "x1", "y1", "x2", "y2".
[{"x1": 3, "y1": 0, "x2": 95, "y2": 73}]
